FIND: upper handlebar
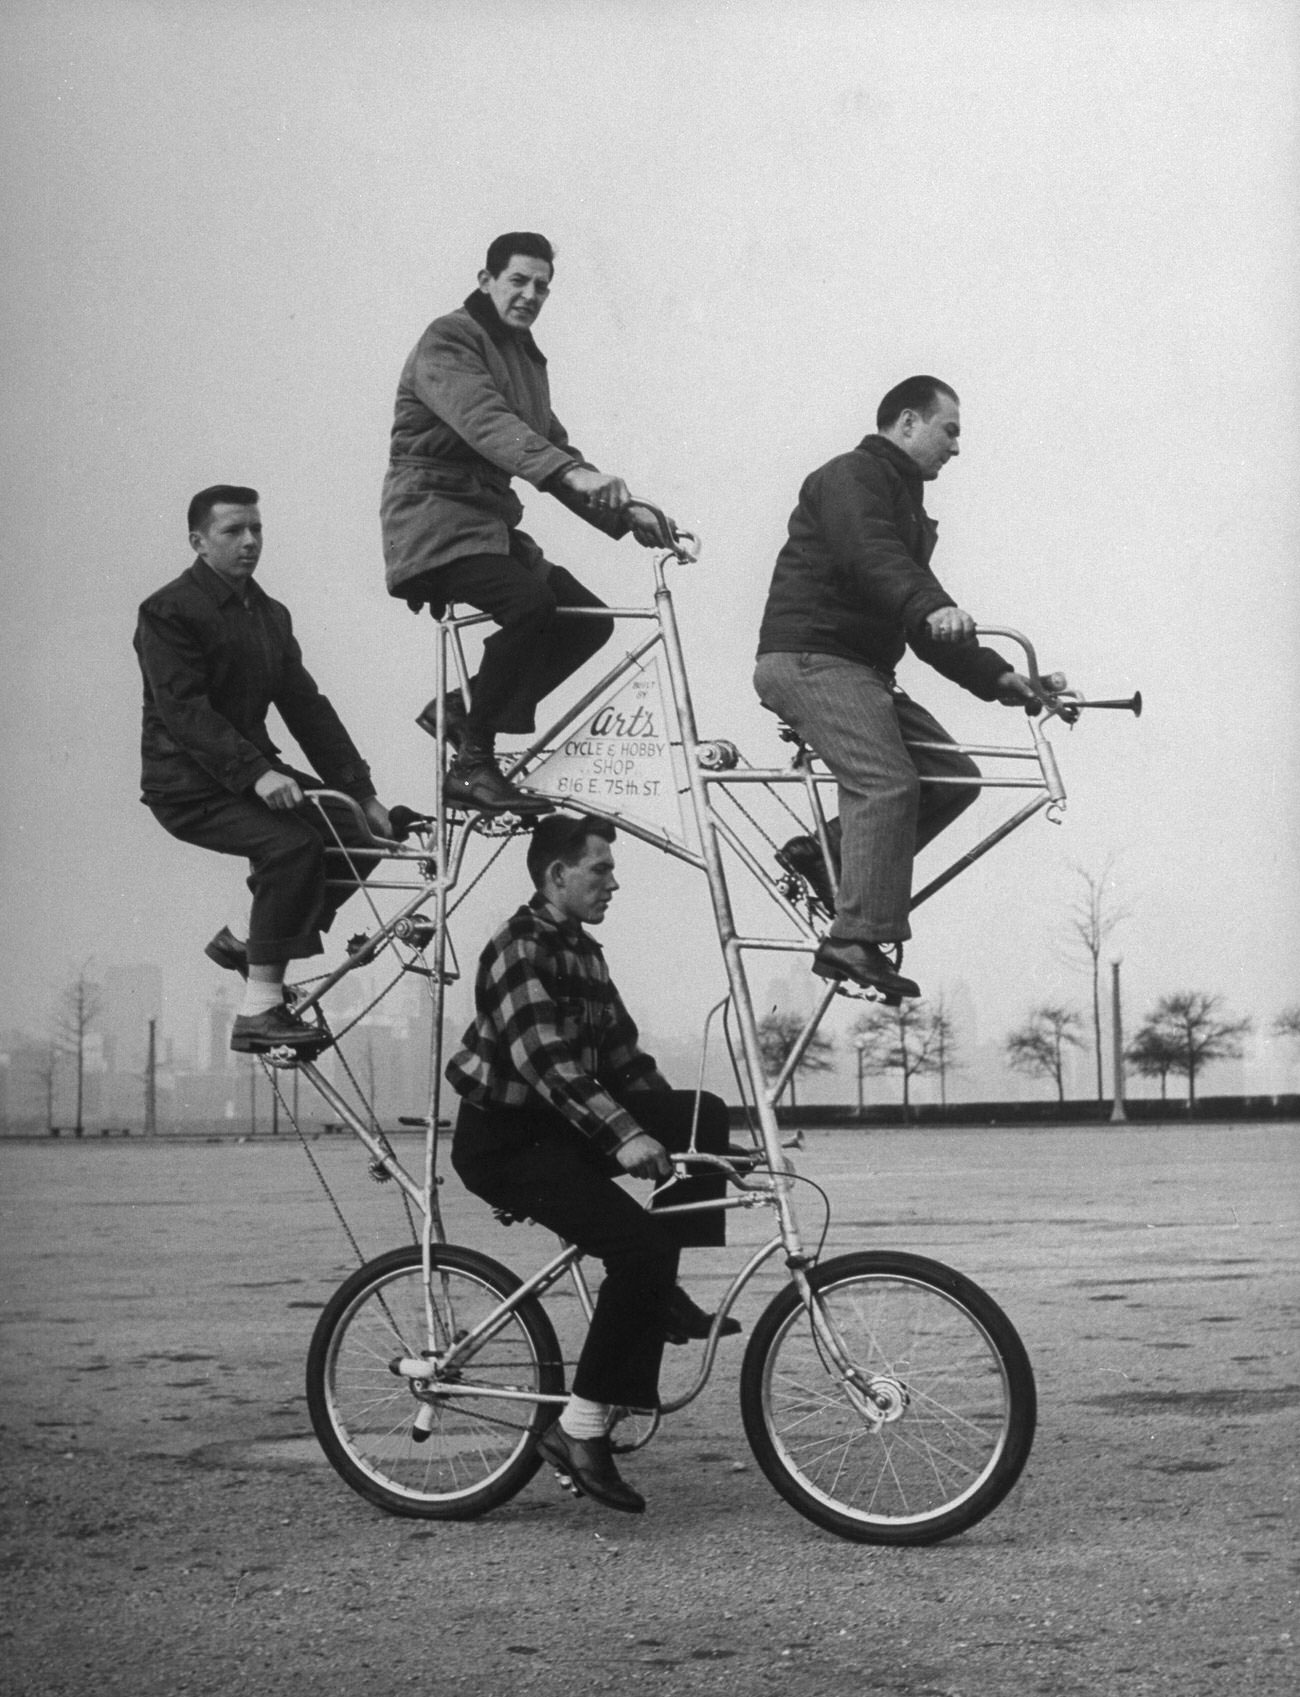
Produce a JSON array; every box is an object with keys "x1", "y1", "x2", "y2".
[{"x1": 976, "y1": 626, "x2": 1141, "y2": 725}]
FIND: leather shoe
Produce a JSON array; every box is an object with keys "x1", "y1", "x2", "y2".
[
  {"x1": 662, "y1": 1285, "x2": 743, "y2": 1347},
  {"x1": 536, "y1": 1422, "x2": 645, "y2": 1514},
  {"x1": 444, "y1": 754, "x2": 553, "y2": 815},
  {"x1": 230, "y1": 1003, "x2": 324, "y2": 1053},
  {"x1": 204, "y1": 926, "x2": 248, "y2": 978},
  {"x1": 415, "y1": 688, "x2": 470, "y2": 751},
  {"x1": 812, "y1": 937, "x2": 920, "y2": 1000},
  {"x1": 776, "y1": 834, "x2": 838, "y2": 915}
]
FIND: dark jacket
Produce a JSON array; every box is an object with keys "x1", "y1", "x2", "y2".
[
  {"x1": 134, "y1": 561, "x2": 374, "y2": 804},
  {"x1": 381, "y1": 290, "x2": 626, "y2": 593},
  {"x1": 756, "y1": 434, "x2": 1011, "y2": 700}
]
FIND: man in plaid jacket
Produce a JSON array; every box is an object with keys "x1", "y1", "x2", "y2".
[{"x1": 448, "y1": 814, "x2": 740, "y2": 1514}]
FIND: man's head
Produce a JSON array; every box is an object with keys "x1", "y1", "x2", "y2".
[
  {"x1": 528, "y1": 814, "x2": 618, "y2": 926},
  {"x1": 188, "y1": 485, "x2": 262, "y2": 588},
  {"x1": 876, "y1": 377, "x2": 961, "y2": 480},
  {"x1": 478, "y1": 231, "x2": 555, "y2": 333}
]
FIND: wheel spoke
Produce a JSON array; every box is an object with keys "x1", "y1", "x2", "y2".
[
  {"x1": 741, "y1": 1254, "x2": 1034, "y2": 1543},
  {"x1": 307, "y1": 1247, "x2": 562, "y2": 1518}
]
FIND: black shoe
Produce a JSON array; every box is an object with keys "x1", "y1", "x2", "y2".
[
  {"x1": 230, "y1": 1004, "x2": 323, "y2": 1053},
  {"x1": 204, "y1": 926, "x2": 248, "y2": 978},
  {"x1": 415, "y1": 688, "x2": 470, "y2": 751},
  {"x1": 443, "y1": 756, "x2": 554, "y2": 815},
  {"x1": 776, "y1": 835, "x2": 837, "y2": 915},
  {"x1": 536, "y1": 1422, "x2": 645, "y2": 1514},
  {"x1": 662, "y1": 1285, "x2": 743, "y2": 1347},
  {"x1": 812, "y1": 938, "x2": 920, "y2": 1000}
]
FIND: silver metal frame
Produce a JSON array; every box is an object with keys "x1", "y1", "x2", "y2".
[{"x1": 266, "y1": 525, "x2": 1106, "y2": 1368}]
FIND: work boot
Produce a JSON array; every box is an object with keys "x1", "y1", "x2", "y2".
[
  {"x1": 443, "y1": 732, "x2": 553, "y2": 815},
  {"x1": 776, "y1": 834, "x2": 838, "y2": 915},
  {"x1": 812, "y1": 937, "x2": 920, "y2": 1000},
  {"x1": 415, "y1": 688, "x2": 470, "y2": 752}
]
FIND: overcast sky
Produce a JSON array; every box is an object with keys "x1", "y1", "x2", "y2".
[{"x1": 1, "y1": 0, "x2": 1296, "y2": 1086}]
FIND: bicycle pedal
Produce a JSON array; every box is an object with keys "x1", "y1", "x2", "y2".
[
  {"x1": 260, "y1": 1036, "x2": 332, "y2": 1067},
  {"x1": 550, "y1": 1466, "x2": 583, "y2": 1498}
]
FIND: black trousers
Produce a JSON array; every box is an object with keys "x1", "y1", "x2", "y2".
[
  {"x1": 411, "y1": 547, "x2": 614, "y2": 736},
  {"x1": 451, "y1": 1090, "x2": 731, "y2": 1410},
  {"x1": 150, "y1": 773, "x2": 379, "y2": 965}
]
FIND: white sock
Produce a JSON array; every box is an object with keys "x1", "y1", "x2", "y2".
[
  {"x1": 559, "y1": 1395, "x2": 610, "y2": 1440},
  {"x1": 240, "y1": 981, "x2": 285, "y2": 1018}
]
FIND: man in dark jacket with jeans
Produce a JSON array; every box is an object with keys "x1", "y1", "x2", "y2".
[
  {"x1": 136, "y1": 485, "x2": 392, "y2": 1052},
  {"x1": 382, "y1": 231, "x2": 675, "y2": 814},
  {"x1": 754, "y1": 377, "x2": 1063, "y2": 1001}
]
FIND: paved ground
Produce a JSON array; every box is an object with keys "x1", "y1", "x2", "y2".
[{"x1": 1, "y1": 1120, "x2": 1296, "y2": 1696}]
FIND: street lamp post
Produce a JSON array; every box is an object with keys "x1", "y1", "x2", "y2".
[{"x1": 1110, "y1": 958, "x2": 1127, "y2": 1124}]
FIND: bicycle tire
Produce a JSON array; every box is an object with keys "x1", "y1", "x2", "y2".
[
  {"x1": 740, "y1": 1251, "x2": 1035, "y2": 1545},
  {"x1": 307, "y1": 1243, "x2": 564, "y2": 1519}
]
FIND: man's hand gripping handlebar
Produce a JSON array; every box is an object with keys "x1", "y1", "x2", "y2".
[
  {"x1": 978, "y1": 626, "x2": 1142, "y2": 725},
  {"x1": 625, "y1": 499, "x2": 700, "y2": 562}
]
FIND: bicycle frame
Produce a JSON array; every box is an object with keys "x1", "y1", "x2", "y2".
[
  {"x1": 386, "y1": 1166, "x2": 789, "y2": 1417},
  {"x1": 268, "y1": 525, "x2": 1120, "y2": 1378}
]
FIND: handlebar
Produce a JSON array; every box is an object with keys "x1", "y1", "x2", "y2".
[
  {"x1": 977, "y1": 626, "x2": 1141, "y2": 725},
  {"x1": 300, "y1": 791, "x2": 431, "y2": 846},
  {"x1": 629, "y1": 498, "x2": 700, "y2": 564},
  {"x1": 662, "y1": 1148, "x2": 781, "y2": 1194}
]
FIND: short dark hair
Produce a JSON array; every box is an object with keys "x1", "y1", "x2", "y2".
[
  {"x1": 188, "y1": 485, "x2": 259, "y2": 533},
  {"x1": 876, "y1": 377, "x2": 958, "y2": 433},
  {"x1": 484, "y1": 231, "x2": 555, "y2": 278},
  {"x1": 526, "y1": 813, "x2": 615, "y2": 888}
]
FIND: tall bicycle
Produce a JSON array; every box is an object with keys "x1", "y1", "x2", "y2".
[{"x1": 260, "y1": 510, "x2": 1138, "y2": 1543}]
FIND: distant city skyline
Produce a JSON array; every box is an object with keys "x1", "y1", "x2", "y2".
[{"x1": 2, "y1": 944, "x2": 1290, "y2": 1138}]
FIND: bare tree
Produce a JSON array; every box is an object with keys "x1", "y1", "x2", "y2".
[
  {"x1": 32, "y1": 1043, "x2": 59, "y2": 1134},
  {"x1": 1136, "y1": 992, "x2": 1251, "y2": 1106},
  {"x1": 1125, "y1": 1024, "x2": 1181, "y2": 1101},
  {"x1": 1273, "y1": 1005, "x2": 1300, "y2": 1048},
  {"x1": 1060, "y1": 859, "x2": 1127, "y2": 1101},
  {"x1": 851, "y1": 1003, "x2": 945, "y2": 1118},
  {"x1": 1005, "y1": 1005, "x2": 1083, "y2": 1102},
  {"x1": 929, "y1": 993, "x2": 961, "y2": 1108},
  {"x1": 56, "y1": 965, "x2": 101, "y2": 1136},
  {"x1": 756, "y1": 1009, "x2": 835, "y2": 1109}
]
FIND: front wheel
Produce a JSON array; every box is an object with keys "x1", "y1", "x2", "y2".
[
  {"x1": 740, "y1": 1251, "x2": 1036, "y2": 1545},
  {"x1": 306, "y1": 1243, "x2": 564, "y2": 1519}
]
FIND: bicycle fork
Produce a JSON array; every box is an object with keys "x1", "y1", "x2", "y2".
[{"x1": 787, "y1": 1261, "x2": 908, "y2": 1431}]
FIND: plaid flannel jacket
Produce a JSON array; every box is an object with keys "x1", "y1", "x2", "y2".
[{"x1": 445, "y1": 895, "x2": 658, "y2": 1155}]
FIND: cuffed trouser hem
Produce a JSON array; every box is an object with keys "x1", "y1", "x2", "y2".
[{"x1": 245, "y1": 929, "x2": 325, "y2": 967}]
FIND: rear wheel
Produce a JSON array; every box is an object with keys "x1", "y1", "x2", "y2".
[
  {"x1": 306, "y1": 1243, "x2": 564, "y2": 1518},
  {"x1": 740, "y1": 1251, "x2": 1035, "y2": 1544}
]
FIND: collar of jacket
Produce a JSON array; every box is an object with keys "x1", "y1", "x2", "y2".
[
  {"x1": 189, "y1": 558, "x2": 266, "y2": 609},
  {"x1": 462, "y1": 289, "x2": 547, "y2": 366},
  {"x1": 526, "y1": 890, "x2": 604, "y2": 949},
  {"x1": 856, "y1": 433, "x2": 926, "y2": 490}
]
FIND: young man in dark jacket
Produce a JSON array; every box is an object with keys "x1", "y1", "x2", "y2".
[
  {"x1": 136, "y1": 486, "x2": 392, "y2": 1052},
  {"x1": 382, "y1": 231, "x2": 675, "y2": 814},
  {"x1": 754, "y1": 377, "x2": 1063, "y2": 1000}
]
